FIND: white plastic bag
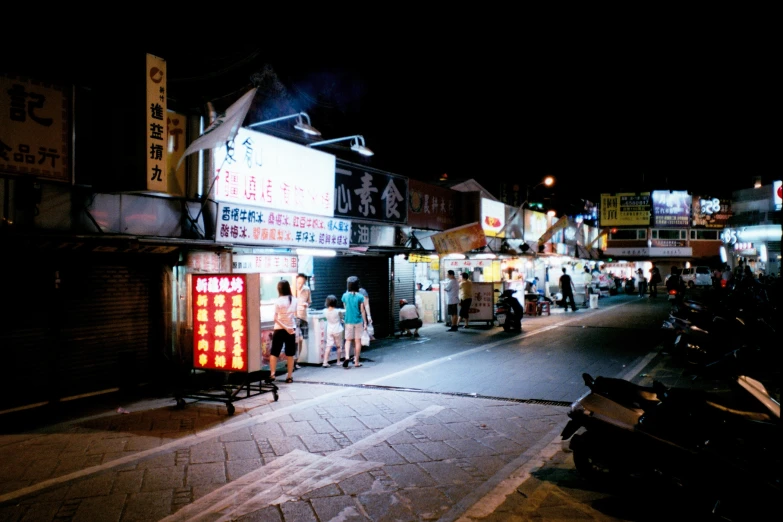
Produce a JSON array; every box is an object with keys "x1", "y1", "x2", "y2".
[
  {"x1": 360, "y1": 329, "x2": 371, "y2": 347},
  {"x1": 366, "y1": 323, "x2": 375, "y2": 337}
]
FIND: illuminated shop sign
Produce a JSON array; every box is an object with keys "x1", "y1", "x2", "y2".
[
  {"x1": 216, "y1": 202, "x2": 351, "y2": 248},
  {"x1": 213, "y1": 127, "x2": 336, "y2": 217},
  {"x1": 652, "y1": 190, "x2": 692, "y2": 227},
  {"x1": 692, "y1": 196, "x2": 732, "y2": 228},
  {"x1": 334, "y1": 163, "x2": 407, "y2": 224},
  {"x1": 192, "y1": 274, "x2": 248, "y2": 372},
  {"x1": 232, "y1": 255, "x2": 298, "y2": 273}
]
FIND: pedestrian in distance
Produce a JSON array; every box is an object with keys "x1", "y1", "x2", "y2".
[
  {"x1": 559, "y1": 267, "x2": 578, "y2": 312},
  {"x1": 458, "y1": 271, "x2": 473, "y2": 328},
  {"x1": 444, "y1": 270, "x2": 460, "y2": 331}
]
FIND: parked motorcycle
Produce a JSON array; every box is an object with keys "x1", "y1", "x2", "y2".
[
  {"x1": 494, "y1": 289, "x2": 523, "y2": 332},
  {"x1": 561, "y1": 372, "x2": 780, "y2": 520}
]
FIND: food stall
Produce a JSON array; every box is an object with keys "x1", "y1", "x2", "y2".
[{"x1": 175, "y1": 273, "x2": 278, "y2": 415}]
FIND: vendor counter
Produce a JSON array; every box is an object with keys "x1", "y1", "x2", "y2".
[{"x1": 300, "y1": 308, "x2": 345, "y2": 365}]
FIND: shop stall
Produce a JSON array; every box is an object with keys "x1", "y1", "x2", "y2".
[{"x1": 175, "y1": 273, "x2": 278, "y2": 415}]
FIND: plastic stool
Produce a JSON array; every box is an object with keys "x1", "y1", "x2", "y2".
[
  {"x1": 537, "y1": 302, "x2": 551, "y2": 316},
  {"x1": 525, "y1": 302, "x2": 538, "y2": 316}
]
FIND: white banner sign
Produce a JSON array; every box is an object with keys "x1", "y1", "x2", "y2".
[
  {"x1": 213, "y1": 127, "x2": 336, "y2": 217},
  {"x1": 442, "y1": 259, "x2": 496, "y2": 269},
  {"x1": 216, "y1": 202, "x2": 351, "y2": 248},
  {"x1": 603, "y1": 247, "x2": 693, "y2": 257},
  {"x1": 232, "y1": 255, "x2": 298, "y2": 273}
]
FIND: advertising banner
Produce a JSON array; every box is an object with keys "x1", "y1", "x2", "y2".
[
  {"x1": 481, "y1": 198, "x2": 506, "y2": 237},
  {"x1": 0, "y1": 73, "x2": 70, "y2": 182},
  {"x1": 408, "y1": 179, "x2": 458, "y2": 230},
  {"x1": 216, "y1": 202, "x2": 351, "y2": 248},
  {"x1": 213, "y1": 127, "x2": 336, "y2": 217},
  {"x1": 774, "y1": 181, "x2": 782, "y2": 211},
  {"x1": 652, "y1": 190, "x2": 692, "y2": 227},
  {"x1": 334, "y1": 163, "x2": 407, "y2": 224},
  {"x1": 145, "y1": 53, "x2": 167, "y2": 192},
  {"x1": 192, "y1": 273, "x2": 249, "y2": 372},
  {"x1": 431, "y1": 222, "x2": 487, "y2": 255},
  {"x1": 692, "y1": 196, "x2": 732, "y2": 228},
  {"x1": 600, "y1": 193, "x2": 651, "y2": 226},
  {"x1": 538, "y1": 215, "x2": 569, "y2": 247},
  {"x1": 603, "y1": 247, "x2": 693, "y2": 257},
  {"x1": 165, "y1": 110, "x2": 187, "y2": 196}
]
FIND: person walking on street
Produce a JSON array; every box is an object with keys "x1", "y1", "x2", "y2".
[
  {"x1": 559, "y1": 267, "x2": 578, "y2": 312},
  {"x1": 293, "y1": 273, "x2": 311, "y2": 371},
  {"x1": 458, "y1": 271, "x2": 473, "y2": 328},
  {"x1": 649, "y1": 263, "x2": 661, "y2": 298},
  {"x1": 444, "y1": 270, "x2": 460, "y2": 331},
  {"x1": 583, "y1": 266, "x2": 593, "y2": 308},
  {"x1": 341, "y1": 276, "x2": 368, "y2": 368},
  {"x1": 356, "y1": 279, "x2": 374, "y2": 341}
]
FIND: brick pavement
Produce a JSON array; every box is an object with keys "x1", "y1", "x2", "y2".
[{"x1": 0, "y1": 293, "x2": 678, "y2": 521}]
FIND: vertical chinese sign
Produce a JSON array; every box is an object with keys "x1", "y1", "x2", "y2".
[
  {"x1": 192, "y1": 274, "x2": 248, "y2": 372},
  {"x1": 146, "y1": 53, "x2": 167, "y2": 192},
  {"x1": 0, "y1": 73, "x2": 70, "y2": 182}
]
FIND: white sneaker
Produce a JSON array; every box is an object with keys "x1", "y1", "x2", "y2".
[{"x1": 322, "y1": 363, "x2": 330, "y2": 368}]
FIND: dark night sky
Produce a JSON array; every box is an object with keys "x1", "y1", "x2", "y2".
[{"x1": 7, "y1": 25, "x2": 776, "y2": 210}]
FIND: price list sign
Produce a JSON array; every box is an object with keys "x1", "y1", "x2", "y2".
[{"x1": 192, "y1": 274, "x2": 248, "y2": 372}]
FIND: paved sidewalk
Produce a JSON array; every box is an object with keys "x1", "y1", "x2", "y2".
[{"x1": 0, "y1": 294, "x2": 677, "y2": 522}]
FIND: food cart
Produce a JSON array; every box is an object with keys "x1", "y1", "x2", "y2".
[{"x1": 175, "y1": 273, "x2": 278, "y2": 415}]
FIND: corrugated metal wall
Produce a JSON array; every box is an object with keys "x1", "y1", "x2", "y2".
[
  {"x1": 391, "y1": 258, "x2": 416, "y2": 333},
  {"x1": 312, "y1": 256, "x2": 392, "y2": 338}
]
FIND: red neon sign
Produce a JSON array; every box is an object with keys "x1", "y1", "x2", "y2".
[{"x1": 192, "y1": 274, "x2": 248, "y2": 372}]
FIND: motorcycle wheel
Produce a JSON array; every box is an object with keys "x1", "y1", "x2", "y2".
[{"x1": 571, "y1": 432, "x2": 618, "y2": 483}]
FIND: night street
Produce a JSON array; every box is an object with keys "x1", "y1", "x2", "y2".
[{"x1": 0, "y1": 294, "x2": 703, "y2": 522}]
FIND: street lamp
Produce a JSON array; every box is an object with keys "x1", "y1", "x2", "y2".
[
  {"x1": 307, "y1": 135, "x2": 374, "y2": 156},
  {"x1": 248, "y1": 112, "x2": 321, "y2": 136}
]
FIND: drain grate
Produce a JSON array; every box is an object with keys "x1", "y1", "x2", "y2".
[{"x1": 295, "y1": 381, "x2": 572, "y2": 407}]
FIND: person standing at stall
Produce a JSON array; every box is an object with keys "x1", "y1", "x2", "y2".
[
  {"x1": 649, "y1": 263, "x2": 661, "y2": 298},
  {"x1": 293, "y1": 273, "x2": 311, "y2": 371},
  {"x1": 458, "y1": 271, "x2": 473, "y2": 328},
  {"x1": 268, "y1": 280, "x2": 298, "y2": 384},
  {"x1": 342, "y1": 276, "x2": 368, "y2": 368},
  {"x1": 444, "y1": 270, "x2": 460, "y2": 331},
  {"x1": 636, "y1": 268, "x2": 647, "y2": 298},
  {"x1": 583, "y1": 266, "x2": 593, "y2": 308}
]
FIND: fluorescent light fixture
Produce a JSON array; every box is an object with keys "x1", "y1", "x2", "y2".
[
  {"x1": 720, "y1": 246, "x2": 727, "y2": 263},
  {"x1": 473, "y1": 253, "x2": 496, "y2": 259},
  {"x1": 248, "y1": 112, "x2": 321, "y2": 136},
  {"x1": 429, "y1": 254, "x2": 439, "y2": 259},
  {"x1": 295, "y1": 248, "x2": 336, "y2": 257},
  {"x1": 444, "y1": 253, "x2": 466, "y2": 259},
  {"x1": 760, "y1": 244, "x2": 767, "y2": 262},
  {"x1": 308, "y1": 135, "x2": 374, "y2": 156}
]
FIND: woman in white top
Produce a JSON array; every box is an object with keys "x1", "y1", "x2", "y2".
[
  {"x1": 268, "y1": 280, "x2": 298, "y2": 384},
  {"x1": 322, "y1": 294, "x2": 344, "y2": 367},
  {"x1": 294, "y1": 273, "x2": 312, "y2": 370}
]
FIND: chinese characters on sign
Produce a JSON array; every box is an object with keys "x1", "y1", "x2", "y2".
[
  {"x1": 0, "y1": 74, "x2": 69, "y2": 182},
  {"x1": 350, "y1": 223, "x2": 397, "y2": 246},
  {"x1": 146, "y1": 54, "x2": 167, "y2": 192},
  {"x1": 231, "y1": 255, "x2": 298, "y2": 273},
  {"x1": 216, "y1": 202, "x2": 351, "y2": 248},
  {"x1": 334, "y1": 164, "x2": 407, "y2": 224},
  {"x1": 599, "y1": 193, "x2": 651, "y2": 226},
  {"x1": 213, "y1": 127, "x2": 336, "y2": 217},
  {"x1": 692, "y1": 196, "x2": 732, "y2": 228},
  {"x1": 192, "y1": 274, "x2": 248, "y2": 372},
  {"x1": 407, "y1": 179, "x2": 457, "y2": 230},
  {"x1": 652, "y1": 190, "x2": 692, "y2": 227}
]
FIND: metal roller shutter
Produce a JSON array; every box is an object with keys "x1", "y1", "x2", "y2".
[
  {"x1": 55, "y1": 261, "x2": 161, "y2": 399},
  {"x1": 312, "y1": 256, "x2": 392, "y2": 338},
  {"x1": 391, "y1": 258, "x2": 415, "y2": 333}
]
